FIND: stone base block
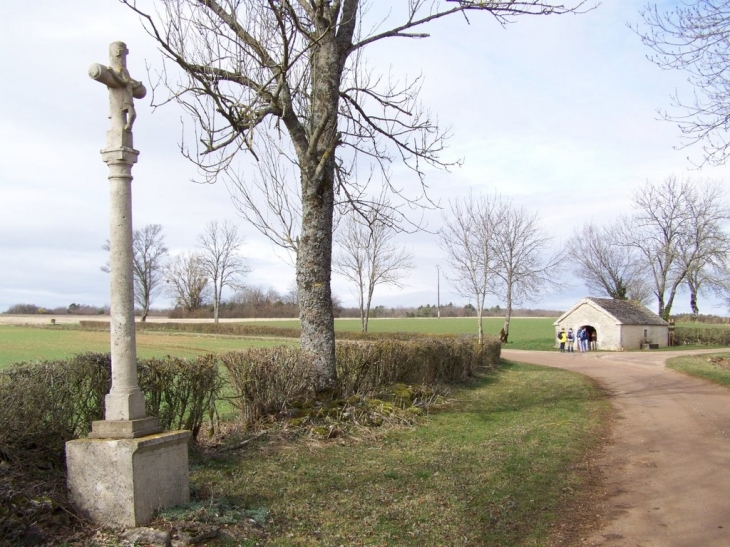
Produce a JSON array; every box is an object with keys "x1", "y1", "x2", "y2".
[
  {"x1": 89, "y1": 416, "x2": 162, "y2": 439},
  {"x1": 66, "y1": 430, "x2": 191, "y2": 528}
]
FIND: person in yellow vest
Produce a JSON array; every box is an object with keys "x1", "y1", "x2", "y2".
[{"x1": 557, "y1": 328, "x2": 567, "y2": 353}]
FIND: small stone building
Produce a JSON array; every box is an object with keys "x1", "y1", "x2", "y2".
[{"x1": 554, "y1": 297, "x2": 669, "y2": 351}]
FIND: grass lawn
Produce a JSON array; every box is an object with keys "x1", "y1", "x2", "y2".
[
  {"x1": 260, "y1": 317, "x2": 559, "y2": 350},
  {"x1": 0, "y1": 325, "x2": 295, "y2": 369},
  {"x1": 666, "y1": 352, "x2": 730, "y2": 388},
  {"x1": 185, "y1": 360, "x2": 608, "y2": 546},
  {"x1": 0, "y1": 318, "x2": 559, "y2": 369}
]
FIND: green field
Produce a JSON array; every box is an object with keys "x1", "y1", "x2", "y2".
[
  {"x1": 0, "y1": 317, "x2": 557, "y2": 368},
  {"x1": 300, "y1": 316, "x2": 555, "y2": 349},
  {"x1": 0, "y1": 326, "x2": 295, "y2": 369}
]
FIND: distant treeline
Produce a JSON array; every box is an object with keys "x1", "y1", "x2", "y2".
[
  {"x1": 3, "y1": 303, "x2": 110, "y2": 316},
  {"x1": 4, "y1": 300, "x2": 562, "y2": 319}
]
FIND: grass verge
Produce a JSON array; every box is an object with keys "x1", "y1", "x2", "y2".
[
  {"x1": 181, "y1": 360, "x2": 609, "y2": 547},
  {"x1": 666, "y1": 352, "x2": 730, "y2": 388}
]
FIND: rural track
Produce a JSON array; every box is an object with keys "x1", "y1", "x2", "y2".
[{"x1": 502, "y1": 348, "x2": 730, "y2": 547}]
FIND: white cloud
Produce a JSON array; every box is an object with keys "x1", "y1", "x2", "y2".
[{"x1": 1, "y1": 0, "x2": 728, "y2": 315}]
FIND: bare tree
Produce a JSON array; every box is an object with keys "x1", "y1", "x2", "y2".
[
  {"x1": 638, "y1": 0, "x2": 730, "y2": 166},
  {"x1": 571, "y1": 222, "x2": 650, "y2": 303},
  {"x1": 197, "y1": 220, "x2": 250, "y2": 323},
  {"x1": 439, "y1": 193, "x2": 499, "y2": 344},
  {"x1": 490, "y1": 200, "x2": 564, "y2": 342},
  {"x1": 619, "y1": 176, "x2": 730, "y2": 320},
  {"x1": 618, "y1": 179, "x2": 690, "y2": 320},
  {"x1": 122, "y1": 0, "x2": 586, "y2": 389},
  {"x1": 102, "y1": 224, "x2": 168, "y2": 321},
  {"x1": 334, "y1": 203, "x2": 414, "y2": 333},
  {"x1": 679, "y1": 181, "x2": 730, "y2": 317},
  {"x1": 687, "y1": 260, "x2": 730, "y2": 318},
  {"x1": 164, "y1": 252, "x2": 210, "y2": 312}
]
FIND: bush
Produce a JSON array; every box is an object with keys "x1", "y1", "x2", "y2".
[
  {"x1": 0, "y1": 353, "x2": 109, "y2": 466},
  {"x1": 221, "y1": 347, "x2": 316, "y2": 426},
  {"x1": 138, "y1": 355, "x2": 223, "y2": 438},
  {"x1": 221, "y1": 337, "x2": 500, "y2": 428},
  {"x1": 335, "y1": 338, "x2": 491, "y2": 394},
  {"x1": 673, "y1": 326, "x2": 730, "y2": 346},
  {"x1": 0, "y1": 353, "x2": 221, "y2": 468}
]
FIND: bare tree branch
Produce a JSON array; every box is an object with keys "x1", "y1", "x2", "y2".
[
  {"x1": 121, "y1": 0, "x2": 588, "y2": 387},
  {"x1": 638, "y1": 0, "x2": 730, "y2": 166},
  {"x1": 570, "y1": 221, "x2": 650, "y2": 303},
  {"x1": 164, "y1": 252, "x2": 210, "y2": 312}
]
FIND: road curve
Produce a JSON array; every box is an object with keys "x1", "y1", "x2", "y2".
[{"x1": 502, "y1": 348, "x2": 730, "y2": 547}]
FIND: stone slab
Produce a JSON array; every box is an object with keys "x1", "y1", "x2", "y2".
[
  {"x1": 66, "y1": 430, "x2": 191, "y2": 527},
  {"x1": 89, "y1": 416, "x2": 162, "y2": 439}
]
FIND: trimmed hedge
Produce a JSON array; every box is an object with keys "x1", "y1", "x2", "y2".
[
  {"x1": 0, "y1": 353, "x2": 221, "y2": 468},
  {"x1": 673, "y1": 326, "x2": 730, "y2": 346},
  {"x1": 0, "y1": 333, "x2": 501, "y2": 462},
  {"x1": 138, "y1": 355, "x2": 223, "y2": 438},
  {"x1": 221, "y1": 337, "x2": 501, "y2": 427}
]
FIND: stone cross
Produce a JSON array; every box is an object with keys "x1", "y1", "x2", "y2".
[
  {"x1": 88, "y1": 41, "x2": 147, "y2": 149},
  {"x1": 66, "y1": 42, "x2": 189, "y2": 530},
  {"x1": 88, "y1": 42, "x2": 160, "y2": 438}
]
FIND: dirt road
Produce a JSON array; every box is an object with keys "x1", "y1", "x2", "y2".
[{"x1": 502, "y1": 348, "x2": 730, "y2": 546}]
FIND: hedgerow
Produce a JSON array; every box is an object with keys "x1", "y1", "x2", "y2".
[
  {"x1": 0, "y1": 353, "x2": 221, "y2": 468},
  {"x1": 221, "y1": 336, "x2": 500, "y2": 428},
  {"x1": 673, "y1": 326, "x2": 730, "y2": 346}
]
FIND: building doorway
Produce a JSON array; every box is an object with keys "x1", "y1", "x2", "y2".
[{"x1": 579, "y1": 325, "x2": 597, "y2": 350}]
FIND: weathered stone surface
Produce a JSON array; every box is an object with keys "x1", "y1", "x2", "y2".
[
  {"x1": 176, "y1": 523, "x2": 219, "y2": 545},
  {"x1": 89, "y1": 41, "x2": 147, "y2": 423},
  {"x1": 66, "y1": 431, "x2": 191, "y2": 528},
  {"x1": 89, "y1": 416, "x2": 162, "y2": 439},
  {"x1": 121, "y1": 526, "x2": 171, "y2": 546}
]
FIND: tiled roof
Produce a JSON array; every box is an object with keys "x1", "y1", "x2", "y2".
[{"x1": 585, "y1": 297, "x2": 668, "y2": 326}]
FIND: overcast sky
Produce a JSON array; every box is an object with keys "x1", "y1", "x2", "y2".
[{"x1": 2, "y1": 0, "x2": 729, "y2": 315}]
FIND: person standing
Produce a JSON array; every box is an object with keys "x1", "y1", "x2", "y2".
[
  {"x1": 590, "y1": 331, "x2": 597, "y2": 351},
  {"x1": 566, "y1": 327, "x2": 575, "y2": 353},
  {"x1": 577, "y1": 327, "x2": 587, "y2": 353},
  {"x1": 557, "y1": 328, "x2": 567, "y2": 353}
]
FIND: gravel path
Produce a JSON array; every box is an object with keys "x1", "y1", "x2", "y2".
[{"x1": 502, "y1": 348, "x2": 730, "y2": 547}]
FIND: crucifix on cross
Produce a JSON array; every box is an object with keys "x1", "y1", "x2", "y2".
[{"x1": 88, "y1": 41, "x2": 146, "y2": 149}]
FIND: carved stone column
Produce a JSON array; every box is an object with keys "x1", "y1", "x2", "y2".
[{"x1": 66, "y1": 42, "x2": 190, "y2": 528}]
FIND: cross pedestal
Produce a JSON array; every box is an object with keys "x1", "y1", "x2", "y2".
[{"x1": 66, "y1": 41, "x2": 190, "y2": 528}]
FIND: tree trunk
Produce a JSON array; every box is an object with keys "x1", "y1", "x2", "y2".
[
  {"x1": 213, "y1": 287, "x2": 220, "y2": 324},
  {"x1": 662, "y1": 277, "x2": 684, "y2": 321},
  {"x1": 358, "y1": 273, "x2": 367, "y2": 333},
  {"x1": 297, "y1": 164, "x2": 336, "y2": 390},
  {"x1": 359, "y1": 294, "x2": 366, "y2": 333},
  {"x1": 363, "y1": 276, "x2": 376, "y2": 334},
  {"x1": 690, "y1": 290, "x2": 699, "y2": 320},
  {"x1": 293, "y1": 28, "x2": 345, "y2": 390},
  {"x1": 657, "y1": 295, "x2": 666, "y2": 320},
  {"x1": 477, "y1": 309, "x2": 484, "y2": 345},
  {"x1": 503, "y1": 277, "x2": 513, "y2": 343}
]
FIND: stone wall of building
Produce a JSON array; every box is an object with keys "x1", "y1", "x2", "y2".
[
  {"x1": 555, "y1": 300, "x2": 669, "y2": 351},
  {"x1": 620, "y1": 325, "x2": 668, "y2": 350},
  {"x1": 555, "y1": 302, "x2": 621, "y2": 350}
]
